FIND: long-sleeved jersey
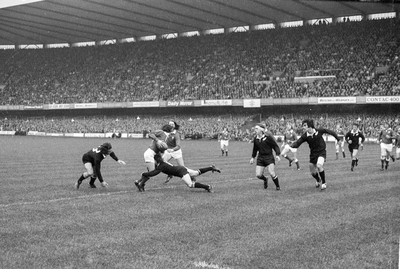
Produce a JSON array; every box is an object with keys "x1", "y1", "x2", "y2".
[
  {"x1": 166, "y1": 130, "x2": 181, "y2": 151},
  {"x1": 142, "y1": 155, "x2": 187, "y2": 178},
  {"x1": 345, "y1": 130, "x2": 365, "y2": 147},
  {"x1": 336, "y1": 128, "x2": 345, "y2": 141},
  {"x1": 283, "y1": 130, "x2": 297, "y2": 145},
  {"x1": 252, "y1": 133, "x2": 281, "y2": 159},
  {"x1": 291, "y1": 128, "x2": 339, "y2": 160},
  {"x1": 82, "y1": 147, "x2": 119, "y2": 182},
  {"x1": 219, "y1": 130, "x2": 231, "y2": 141},
  {"x1": 378, "y1": 129, "x2": 395, "y2": 144},
  {"x1": 148, "y1": 129, "x2": 169, "y2": 153}
]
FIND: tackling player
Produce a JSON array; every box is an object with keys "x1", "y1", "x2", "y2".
[
  {"x1": 345, "y1": 123, "x2": 365, "y2": 171},
  {"x1": 291, "y1": 119, "x2": 339, "y2": 190},
  {"x1": 134, "y1": 153, "x2": 220, "y2": 193},
  {"x1": 75, "y1": 142, "x2": 126, "y2": 189},
  {"x1": 250, "y1": 123, "x2": 281, "y2": 190}
]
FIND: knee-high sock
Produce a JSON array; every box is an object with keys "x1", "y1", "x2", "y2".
[{"x1": 319, "y1": 171, "x2": 326, "y2": 184}]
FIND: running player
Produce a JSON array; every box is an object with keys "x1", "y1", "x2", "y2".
[
  {"x1": 345, "y1": 123, "x2": 365, "y2": 171},
  {"x1": 393, "y1": 127, "x2": 400, "y2": 160},
  {"x1": 218, "y1": 127, "x2": 231, "y2": 156},
  {"x1": 335, "y1": 124, "x2": 346, "y2": 159},
  {"x1": 291, "y1": 119, "x2": 339, "y2": 191},
  {"x1": 75, "y1": 142, "x2": 126, "y2": 189},
  {"x1": 143, "y1": 124, "x2": 173, "y2": 172},
  {"x1": 163, "y1": 120, "x2": 185, "y2": 183},
  {"x1": 280, "y1": 125, "x2": 300, "y2": 170},
  {"x1": 377, "y1": 123, "x2": 396, "y2": 170},
  {"x1": 250, "y1": 123, "x2": 281, "y2": 190}
]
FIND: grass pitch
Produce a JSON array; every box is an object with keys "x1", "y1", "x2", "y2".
[{"x1": 0, "y1": 136, "x2": 399, "y2": 269}]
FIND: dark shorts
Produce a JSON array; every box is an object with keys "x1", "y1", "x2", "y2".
[
  {"x1": 82, "y1": 154, "x2": 94, "y2": 165},
  {"x1": 256, "y1": 155, "x2": 275, "y2": 167},
  {"x1": 348, "y1": 145, "x2": 360, "y2": 153},
  {"x1": 171, "y1": 166, "x2": 188, "y2": 178},
  {"x1": 309, "y1": 150, "x2": 326, "y2": 164}
]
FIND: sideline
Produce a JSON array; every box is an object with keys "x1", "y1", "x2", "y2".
[{"x1": 0, "y1": 177, "x2": 254, "y2": 209}]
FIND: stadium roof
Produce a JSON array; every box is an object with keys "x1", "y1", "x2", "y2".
[{"x1": 0, "y1": 0, "x2": 399, "y2": 46}]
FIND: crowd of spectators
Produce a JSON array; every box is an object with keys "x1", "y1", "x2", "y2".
[
  {"x1": 0, "y1": 19, "x2": 399, "y2": 105},
  {"x1": 1, "y1": 112, "x2": 399, "y2": 141},
  {"x1": 0, "y1": 114, "x2": 249, "y2": 140}
]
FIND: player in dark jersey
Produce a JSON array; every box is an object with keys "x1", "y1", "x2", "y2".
[
  {"x1": 75, "y1": 142, "x2": 126, "y2": 189},
  {"x1": 134, "y1": 153, "x2": 220, "y2": 192},
  {"x1": 335, "y1": 124, "x2": 346, "y2": 159},
  {"x1": 250, "y1": 123, "x2": 281, "y2": 190},
  {"x1": 291, "y1": 119, "x2": 339, "y2": 190},
  {"x1": 345, "y1": 123, "x2": 365, "y2": 171}
]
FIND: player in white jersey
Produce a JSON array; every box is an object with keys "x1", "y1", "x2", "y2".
[
  {"x1": 335, "y1": 124, "x2": 346, "y2": 159},
  {"x1": 280, "y1": 125, "x2": 300, "y2": 170},
  {"x1": 218, "y1": 127, "x2": 231, "y2": 157}
]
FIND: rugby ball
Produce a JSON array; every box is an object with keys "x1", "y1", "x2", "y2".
[{"x1": 156, "y1": 140, "x2": 168, "y2": 152}]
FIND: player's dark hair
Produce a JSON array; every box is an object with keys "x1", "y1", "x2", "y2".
[
  {"x1": 100, "y1": 142, "x2": 112, "y2": 154},
  {"x1": 161, "y1": 124, "x2": 173, "y2": 133},
  {"x1": 171, "y1": 120, "x2": 180, "y2": 130},
  {"x1": 302, "y1": 119, "x2": 314, "y2": 128},
  {"x1": 353, "y1": 122, "x2": 359, "y2": 127}
]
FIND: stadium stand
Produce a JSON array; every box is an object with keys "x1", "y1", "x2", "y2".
[{"x1": 0, "y1": 19, "x2": 399, "y2": 105}]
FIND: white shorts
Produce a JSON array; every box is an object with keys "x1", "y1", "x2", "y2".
[
  {"x1": 220, "y1": 140, "x2": 229, "y2": 148},
  {"x1": 144, "y1": 148, "x2": 156, "y2": 163},
  {"x1": 282, "y1": 144, "x2": 297, "y2": 153},
  {"x1": 163, "y1": 149, "x2": 183, "y2": 161},
  {"x1": 380, "y1": 143, "x2": 393, "y2": 156}
]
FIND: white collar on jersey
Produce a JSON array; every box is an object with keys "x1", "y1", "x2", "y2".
[{"x1": 307, "y1": 129, "x2": 317, "y2": 137}]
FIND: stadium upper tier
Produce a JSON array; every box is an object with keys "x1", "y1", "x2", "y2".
[{"x1": 0, "y1": 19, "x2": 399, "y2": 106}]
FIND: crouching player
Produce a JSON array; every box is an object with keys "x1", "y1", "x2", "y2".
[
  {"x1": 134, "y1": 153, "x2": 220, "y2": 193},
  {"x1": 75, "y1": 142, "x2": 126, "y2": 189}
]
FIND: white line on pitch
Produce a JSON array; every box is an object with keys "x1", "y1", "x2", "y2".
[{"x1": 0, "y1": 177, "x2": 254, "y2": 208}]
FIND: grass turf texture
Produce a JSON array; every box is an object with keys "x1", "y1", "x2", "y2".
[{"x1": 0, "y1": 136, "x2": 398, "y2": 269}]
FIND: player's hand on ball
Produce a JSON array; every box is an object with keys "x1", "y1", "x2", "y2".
[
  {"x1": 275, "y1": 156, "x2": 281, "y2": 161},
  {"x1": 348, "y1": 140, "x2": 352, "y2": 144},
  {"x1": 250, "y1": 158, "x2": 254, "y2": 165},
  {"x1": 156, "y1": 140, "x2": 168, "y2": 151},
  {"x1": 118, "y1": 160, "x2": 126, "y2": 165}
]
